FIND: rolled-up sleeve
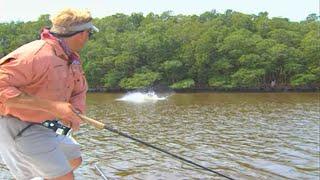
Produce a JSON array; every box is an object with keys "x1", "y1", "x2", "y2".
[{"x1": 0, "y1": 57, "x2": 33, "y2": 103}]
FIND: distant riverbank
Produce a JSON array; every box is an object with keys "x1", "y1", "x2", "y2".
[{"x1": 88, "y1": 85, "x2": 319, "y2": 93}]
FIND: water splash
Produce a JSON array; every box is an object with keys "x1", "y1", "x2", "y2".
[{"x1": 116, "y1": 91, "x2": 167, "y2": 103}]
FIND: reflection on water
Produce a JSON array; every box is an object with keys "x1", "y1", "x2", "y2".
[{"x1": 0, "y1": 93, "x2": 319, "y2": 179}]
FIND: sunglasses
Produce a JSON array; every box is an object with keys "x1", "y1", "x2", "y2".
[{"x1": 87, "y1": 30, "x2": 94, "y2": 39}]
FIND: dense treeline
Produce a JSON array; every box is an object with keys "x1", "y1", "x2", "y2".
[{"x1": 0, "y1": 10, "x2": 319, "y2": 90}]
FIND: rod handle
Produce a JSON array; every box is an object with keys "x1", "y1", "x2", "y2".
[{"x1": 78, "y1": 114, "x2": 105, "y2": 129}]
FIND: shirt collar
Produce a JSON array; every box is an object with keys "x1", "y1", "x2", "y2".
[
  {"x1": 40, "y1": 28, "x2": 80, "y2": 64},
  {"x1": 44, "y1": 39, "x2": 69, "y2": 60}
]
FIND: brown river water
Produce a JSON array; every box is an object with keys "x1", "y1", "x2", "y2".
[{"x1": 0, "y1": 92, "x2": 319, "y2": 179}]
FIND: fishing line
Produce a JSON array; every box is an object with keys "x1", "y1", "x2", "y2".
[{"x1": 79, "y1": 114, "x2": 235, "y2": 180}]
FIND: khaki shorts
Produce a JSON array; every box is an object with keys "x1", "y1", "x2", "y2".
[{"x1": 0, "y1": 116, "x2": 81, "y2": 180}]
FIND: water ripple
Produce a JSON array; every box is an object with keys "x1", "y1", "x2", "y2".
[{"x1": 0, "y1": 93, "x2": 318, "y2": 179}]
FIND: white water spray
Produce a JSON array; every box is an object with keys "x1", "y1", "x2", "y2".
[{"x1": 116, "y1": 91, "x2": 167, "y2": 103}]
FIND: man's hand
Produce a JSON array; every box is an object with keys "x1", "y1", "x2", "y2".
[{"x1": 51, "y1": 101, "x2": 82, "y2": 131}]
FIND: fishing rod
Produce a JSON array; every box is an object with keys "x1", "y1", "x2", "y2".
[
  {"x1": 78, "y1": 114, "x2": 235, "y2": 180},
  {"x1": 94, "y1": 163, "x2": 108, "y2": 180}
]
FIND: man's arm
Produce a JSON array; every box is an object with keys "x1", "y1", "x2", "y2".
[
  {"x1": 5, "y1": 93, "x2": 81, "y2": 130},
  {"x1": 0, "y1": 55, "x2": 82, "y2": 130}
]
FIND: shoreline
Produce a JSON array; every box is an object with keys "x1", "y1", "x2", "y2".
[{"x1": 88, "y1": 87, "x2": 319, "y2": 93}]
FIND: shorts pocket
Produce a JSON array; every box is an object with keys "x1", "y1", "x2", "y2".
[{"x1": 15, "y1": 125, "x2": 58, "y2": 156}]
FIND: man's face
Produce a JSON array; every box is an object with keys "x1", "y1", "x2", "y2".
[{"x1": 73, "y1": 30, "x2": 91, "y2": 52}]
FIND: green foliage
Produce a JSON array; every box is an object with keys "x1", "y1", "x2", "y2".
[
  {"x1": 231, "y1": 68, "x2": 265, "y2": 87},
  {"x1": 239, "y1": 54, "x2": 261, "y2": 68},
  {"x1": 208, "y1": 76, "x2": 230, "y2": 88},
  {"x1": 160, "y1": 60, "x2": 184, "y2": 83},
  {"x1": 268, "y1": 29, "x2": 300, "y2": 47},
  {"x1": 1, "y1": 11, "x2": 318, "y2": 90},
  {"x1": 212, "y1": 59, "x2": 233, "y2": 74},
  {"x1": 119, "y1": 71, "x2": 161, "y2": 89},
  {"x1": 162, "y1": 60, "x2": 183, "y2": 71},
  {"x1": 291, "y1": 73, "x2": 318, "y2": 86},
  {"x1": 300, "y1": 31, "x2": 320, "y2": 67},
  {"x1": 170, "y1": 79, "x2": 195, "y2": 89},
  {"x1": 102, "y1": 70, "x2": 123, "y2": 88}
]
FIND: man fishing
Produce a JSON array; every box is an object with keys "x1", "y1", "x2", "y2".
[{"x1": 0, "y1": 8, "x2": 98, "y2": 179}]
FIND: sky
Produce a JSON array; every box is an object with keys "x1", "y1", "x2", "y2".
[{"x1": 0, "y1": 0, "x2": 318, "y2": 22}]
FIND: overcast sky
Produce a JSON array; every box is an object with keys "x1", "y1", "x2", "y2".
[{"x1": 0, "y1": 0, "x2": 318, "y2": 22}]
